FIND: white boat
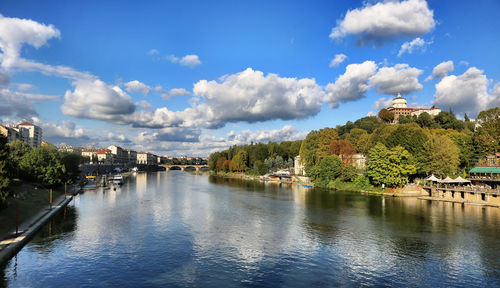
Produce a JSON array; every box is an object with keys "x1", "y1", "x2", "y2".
[{"x1": 113, "y1": 175, "x2": 123, "y2": 185}]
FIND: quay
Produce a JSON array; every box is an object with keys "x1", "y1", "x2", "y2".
[
  {"x1": 0, "y1": 194, "x2": 74, "y2": 265},
  {"x1": 420, "y1": 185, "x2": 500, "y2": 207}
]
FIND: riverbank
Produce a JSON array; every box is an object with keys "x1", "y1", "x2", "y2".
[
  {"x1": 211, "y1": 171, "x2": 429, "y2": 198},
  {"x1": 0, "y1": 181, "x2": 75, "y2": 240},
  {"x1": 0, "y1": 193, "x2": 73, "y2": 265}
]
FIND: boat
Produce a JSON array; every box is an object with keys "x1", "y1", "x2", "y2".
[{"x1": 113, "y1": 175, "x2": 123, "y2": 185}]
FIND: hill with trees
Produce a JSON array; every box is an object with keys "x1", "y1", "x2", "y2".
[{"x1": 209, "y1": 107, "x2": 499, "y2": 189}]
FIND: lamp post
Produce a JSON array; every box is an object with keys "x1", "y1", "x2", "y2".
[{"x1": 14, "y1": 193, "x2": 19, "y2": 236}]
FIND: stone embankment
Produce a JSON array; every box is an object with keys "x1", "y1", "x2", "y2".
[{"x1": 0, "y1": 194, "x2": 73, "y2": 265}]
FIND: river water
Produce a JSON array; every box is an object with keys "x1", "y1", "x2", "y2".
[{"x1": 1, "y1": 171, "x2": 499, "y2": 287}]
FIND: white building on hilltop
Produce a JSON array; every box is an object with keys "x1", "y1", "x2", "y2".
[{"x1": 386, "y1": 93, "x2": 441, "y2": 122}]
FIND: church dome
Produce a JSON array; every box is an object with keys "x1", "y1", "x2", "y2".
[{"x1": 392, "y1": 93, "x2": 407, "y2": 108}]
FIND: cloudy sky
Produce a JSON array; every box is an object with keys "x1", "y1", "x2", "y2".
[{"x1": 0, "y1": 0, "x2": 499, "y2": 156}]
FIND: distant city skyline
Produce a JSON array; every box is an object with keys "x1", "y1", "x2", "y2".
[{"x1": 0, "y1": 0, "x2": 499, "y2": 156}]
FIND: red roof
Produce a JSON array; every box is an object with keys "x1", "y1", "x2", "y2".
[{"x1": 18, "y1": 121, "x2": 34, "y2": 126}]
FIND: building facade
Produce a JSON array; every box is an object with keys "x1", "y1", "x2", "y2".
[
  {"x1": 137, "y1": 152, "x2": 156, "y2": 165},
  {"x1": 294, "y1": 155, "x2": 306, "y2": 176},
  {"x1": 107, "y1": 145, "x2": 127, "y2": 164},
  {"x1": 386, "y1": 93, "x2": 441, "y2": 122},
  {"x1": 17, "y1": 122, "x2": 42, "y2": 147}
]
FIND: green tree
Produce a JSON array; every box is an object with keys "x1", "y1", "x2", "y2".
[
  {"x1": 346, "y1": 128, "x2": 370, "y2": 155},
  {"x1": 309, "y1": 155, "x2": 342, "y2": 186},
  {"x1": 368, "y1": 124, "x2": 398, "y2": 149},
  {"x1": 20, "y1": 147, "x2": 65, "y2": 187},
  {"x1": 449, "y1": 133, "x2": 478, "y2": 170},
  {"x1": 385, "y1": 124, "x2": 428, "y2": 172},
  {"x1": 253, "y1": 160, "x2": 267, "y2": 175},
  {"x1": 342, "y1": 164, "x2": 358, "y2": 182},
  {"x1": 416, "y1": 112, "x2": 433, "y2": 128},
  {"x1": 60, "y1": 152, "x2": 81, "y2": 183},
  {"x1": 422, "y1": 134, "x2": 460, "y2": 177},
  {"x1": 231, "y1": 150, "x2": 248, "y2": 172},
  {"x1": 0, "y1": 135, "x2": 10, "y2": 203},
  {"x1": 378, "y1": 108, "x2": 395, "y2": 123},
  {"x1": 366, "y1": 143, "x2": 416, "y2": 187},
  {"x1": 474, "y1": 107, "x2": 500, "y2": 154},
  {"x1": 353, "y1": 116, "x2": 383, "y2": 133},
  {"x1": 7, "y1": 140, "x2": 32, "y2": 178}
]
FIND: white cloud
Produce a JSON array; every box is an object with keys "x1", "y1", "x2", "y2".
[
  {"x1": 42, "y1": 120, "x2": 86, "y2": 139},
  {"x1": 137, "y1": 127, "x2": 201, "y2": 143},
  {"x1": 226, "y1": 125, "x2": 306, "y2": 145},
  {"x1": 0, "y1": 14, "x2": 93, "y2": 80},
  {"x1": 398, "y1": 37, "x2": 430, "y2": 57},
  {"x1": 168, "y1": 88, "x2": 190, "y2": 97},
  {"x1": 329, "y1": 53, "x2": 347, "y2": 68},
  {"x1": 330, "y1": 0, "x2": 435, "y2": 45},
  {"x1": 61, "y1": 79, "x2": 136, "y2": 123},
  {"x1": 192, "y1": 68, "x2": 325, "y2": 127},
  {"x1": 325, "y1": 61, "x2": 377, "y2": 108},
  {"x1": 167, "y1": 54, "x2": 202, "y2": 67},
  {"x1": 0, "y1": 14, "x2": 60, "y2": 69},
  {"x1": 433, "y1": 67, "x2": 494, "y2": 116},
  {"x1": 431, "y1": 60, "x2": 454, "y2": 80},
  {"x1": 125, "y1": 80, "x2": 151, "y2": 95},
  {"x1": 373, "y1": 97, "x2": 393, "y2": 110},
  {"x1": 180, "y1": 54, "x2": 201, "y2": 67},
  {"x1": 369, "y1": 63, "x2": 423, "y2": 95}
]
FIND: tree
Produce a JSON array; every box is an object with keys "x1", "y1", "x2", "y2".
[
  {"x1": 317, "y1": 128, "x2": 338, "y2": 161},
  {"x1": 329, "y1": 139, "x2": 356, "y2": 165},
  {"x1": 474, "y1": 107, "x2": 500, "y2": 154},
  {"x1": 60, "y1": 152, "x2": 81, "y2": 183},
  {"x1": 385, "y1": 124, "x2": 428, "y2": 170},
  {"x1": 449, "y1": 133, "x2": 478, "y2": 170},
  {"x1": 422, "y1": 134, "x2": 460, "y2": 177},
  {"x1": 231, "y1": 150, "x2": 248, "y2": 172},
  {"x1": 253, "y1": 160, "x2": 267, "y2": 175},
  {"x1": 7, "y1": 140, "x2": 32, "y2": 178},
  {"x1": 378, "y1": 109, "x2": 395, "y2": 123},
  {"x1": 309, "y1": 155, "x2": 342, "y2": 186},
  {"x1": 346, "y1": 128, "x2": 370, "y2": 155},
  {"x1": 366, "y1": 143, "x2": 416, "y2": 187},
  {"x1": 368, "y1": 124, "x2": 398, "y2": 150},
  {"x1": 20, "y1": 147, "x2": 65, "y2": 187},
  {"x1": 343, "y1": 164, "x2": 358, "y2": 182},
  {"x1": 0, "y1": 135, "x2": 10, "y2": 203},
  {"x1": 416, "y1": 112, "x2": 433, "y2": 128},
  {"x1": 353, "y1": 116, "x2": 383, "y2": 133},
  {"x1": 216, "y1": 156, "x2": 227, "y2": 172}
]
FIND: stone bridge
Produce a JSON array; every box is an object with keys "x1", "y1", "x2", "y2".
[{"x1": 159, "y1": 164, "x2": 210, "y2": 172}]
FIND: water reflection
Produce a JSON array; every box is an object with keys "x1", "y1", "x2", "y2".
[{"x1": 2, "y1": 172, "x2": 500, "y2": 287}]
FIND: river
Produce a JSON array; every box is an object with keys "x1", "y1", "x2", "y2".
[{"x1": 1, "y1": 171, "x2": 499, "y2": 287}]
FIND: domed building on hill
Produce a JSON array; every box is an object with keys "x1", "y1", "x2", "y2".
[{"x1": 386, "y1": 93, "x2": 441, "y2": 122}]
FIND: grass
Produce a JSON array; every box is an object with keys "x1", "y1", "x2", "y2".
[
  {"x1": 326, "y1": 179, "x2": 385, "y2": 193},
  {"x1": 0, "y1": 180, "x2": 65, "y2": 240}
]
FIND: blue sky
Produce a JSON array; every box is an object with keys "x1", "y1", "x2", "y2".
[{"x1": 0, "y1": 0, "x2": 499, "y2": 156}]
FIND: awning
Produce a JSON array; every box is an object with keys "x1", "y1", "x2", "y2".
[
  {"x1": 453, "y1": 176, "x2": 470, "y2": 183},
  {"x1": 441, "y1": 176, "x2": 454, "y2": 183},
  {"x1": 469, "y1": 167, "x2": 500, "y2": 174},
  {"x1": 425, "y1": 174, "x2": 440, "y2": 182}
]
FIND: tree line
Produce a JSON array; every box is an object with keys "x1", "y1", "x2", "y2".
[
  {"x1": 0, "y1": 138, "x2": 81, "y2": 204},
  {"x1": 209, "y1": 140, "x2": 302, "y2": 175},
  {"x1": 209, "y1": 107, "x2": 499, "y2": 189}
]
